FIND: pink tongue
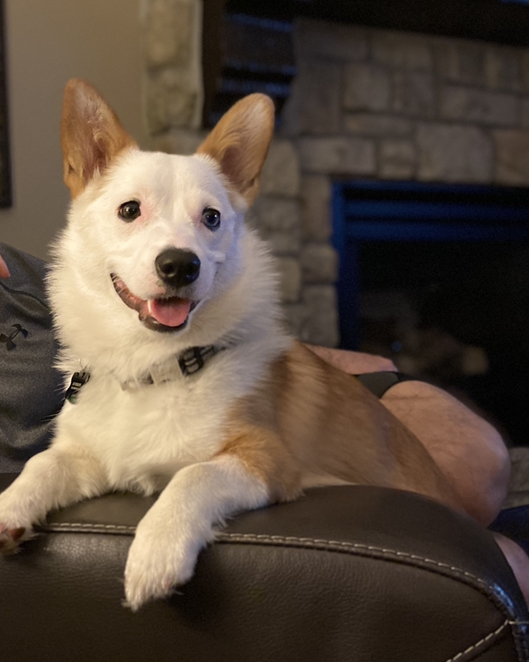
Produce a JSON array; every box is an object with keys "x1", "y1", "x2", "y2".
[{"x1": 148, "y1": 298, "x2": 192, "y2": 327}]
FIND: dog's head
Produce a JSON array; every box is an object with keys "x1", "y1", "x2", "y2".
[{"x1": 59, "y1": 79, "x2": 274, "y2": 336}]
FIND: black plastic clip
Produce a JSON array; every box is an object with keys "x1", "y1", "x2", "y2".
[{"x1": 65, "y1": 371, "x2": 91, "y2": 404}]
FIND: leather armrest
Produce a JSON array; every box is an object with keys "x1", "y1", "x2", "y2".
[{"x1": 1, "y1": 474, "x2": 528, "y2": 661}]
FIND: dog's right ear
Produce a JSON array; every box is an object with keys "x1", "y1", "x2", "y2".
[{"x1": 61, "y1": 79, "x2": 137, "y2": 198}]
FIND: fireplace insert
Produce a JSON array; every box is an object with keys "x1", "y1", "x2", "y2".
[{"x1": 333, "y1": 179, "x2": 529, "y2": 445}]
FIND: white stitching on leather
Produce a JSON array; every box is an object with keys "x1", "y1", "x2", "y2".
[
  {"x1": 221, "y1": 533, "x2": 528, "y2": 659},
  {"x1": 217, "y1": 532, "x2": 491, "y2": 587},
  {"x1": 45, "y1": 522, "x2": 136, "y2": 532},
  {"x1": 443, "y1": 620, "x2": 509, "y2": 662},
  {"x1": 45, "y1": 524, "x2": 527, "y2": 657},
  {"x1": 46, "y1": 525, "x2": 489, "y2": 588}
]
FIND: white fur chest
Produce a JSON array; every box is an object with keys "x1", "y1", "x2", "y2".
[
  {"x1": 52, "y1": 338, "x2": 290, "y2": 495},
  {"x1": 55, "y1": 373, "x2": 225, "y2": 493}
]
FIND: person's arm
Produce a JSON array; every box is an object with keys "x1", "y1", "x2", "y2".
[{"x1": 306, "y1": 344, "x2": 510, "y2": 526}]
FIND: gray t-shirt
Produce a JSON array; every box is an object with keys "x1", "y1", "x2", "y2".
[{"x1": 0, "y1": 243, "x2": 63, "y2": 472}]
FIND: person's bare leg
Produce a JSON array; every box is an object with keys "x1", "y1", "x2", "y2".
[
  {"x1": 381, "y1": 380, "x2": 510, "y2": 526},
  {"x1": 307, "y1": 345, "x2": 528, "y2": 604},
  {"x1": 381, "y1": 381, "x2": 529, "y2": 603},
  {"x1": 307, "y1": 344, "x2": 510, "y2": 525}
]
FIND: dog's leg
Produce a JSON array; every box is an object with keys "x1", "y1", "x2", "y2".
[
  {"x1": 0, "y1": 445, "x2": 107, "y2": 552},
  {"x1": 124, "y1": 453, "x2": 273, "y2": 611}
]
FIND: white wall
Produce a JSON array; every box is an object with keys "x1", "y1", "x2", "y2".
[{"x1": 0, "y1": 0, "x2": 147, "y2": 259}]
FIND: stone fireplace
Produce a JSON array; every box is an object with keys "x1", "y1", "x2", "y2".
[{"x1": 141, "y1": 1, "x2": 529, "y2": 443}]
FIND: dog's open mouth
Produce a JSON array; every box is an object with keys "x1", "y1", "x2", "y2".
[{"x1": 111, "y1": 274, "x2": 196, "y2": 332}]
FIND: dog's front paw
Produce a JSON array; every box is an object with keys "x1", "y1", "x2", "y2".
[
  {"x1": 0, "y1": 493, "x2": 36, "y2": 554},
  {"x1": 124, "y1": 521, "x2": 206, "y2": 611},
  {"x1": 0, "y1": 524, "x2": 32, "y2": 554}
]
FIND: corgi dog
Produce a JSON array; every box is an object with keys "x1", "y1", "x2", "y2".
[{"x1": 0, "y1": 79, "x2": 462, "y2": 611}]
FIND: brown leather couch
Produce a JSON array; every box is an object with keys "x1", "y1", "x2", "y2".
[{"x1": 0, "y1": 474, "x2": 528, "y2": 661}]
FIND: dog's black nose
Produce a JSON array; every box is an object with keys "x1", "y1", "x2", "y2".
[{"x1": 155, "y1": 249, "x2": 201, "y2": 288}]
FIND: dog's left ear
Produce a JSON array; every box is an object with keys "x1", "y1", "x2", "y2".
[
  {"x1": 61, "y1": 79, "x2": 137, "y2": 198},
  {"x1": 196, "y1": 94, "x2": 274, "y2": 206}
]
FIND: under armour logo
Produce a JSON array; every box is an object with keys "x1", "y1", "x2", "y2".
[{"x1": 0, "y1": 324, "x2": 28, "y2": 350}]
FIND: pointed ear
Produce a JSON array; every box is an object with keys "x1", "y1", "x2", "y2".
[
  {"x1": 61, "y1": 79, "x2": 137, "y2": 197},
  {"x1": 196, "y1": 94, "x2": 275, "y2": 206}
]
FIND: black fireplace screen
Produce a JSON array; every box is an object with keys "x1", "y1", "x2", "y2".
[{"x1": 333, "y1": 179, "x2": 529, "y2": 445}]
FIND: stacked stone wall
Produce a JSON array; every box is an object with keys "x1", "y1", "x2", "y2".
[{"x1": 281, "y1": 18, "x2": 529, "y2": 345}]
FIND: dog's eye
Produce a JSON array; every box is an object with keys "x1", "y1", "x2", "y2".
[
  {"x1": 118, "y1": 200, "x2": 141, "y2": 222},
  {"x1": 202, "y1": 207, "x2": 221, "y2": 231}
]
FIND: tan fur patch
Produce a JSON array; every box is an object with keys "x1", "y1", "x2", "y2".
[
  {"x1": 196, "y1": 94, "x2": 274, "y2": 206},
  {"x1": 61, "y1": 79, "x2": 137, "y2": 197},
  {"x1": 219, "y1": 342, "x2": 464, "y2": 512}
]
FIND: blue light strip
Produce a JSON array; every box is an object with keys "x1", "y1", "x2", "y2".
[
  {"x1": 227, "y1": 13, "x2": 293, "y2": 32},
  {"x1": 219, "y1": 78, "x2": 292, "y2": 97},
  {"x1": 225, "y1": 59, "x2": 297, "y2": 77},
  {"x1": 345, "y1": 200, "x2": 529, "y2": 223},
  {"x1": 345, "y1": 220, "x2": 529, "y2": 241}
]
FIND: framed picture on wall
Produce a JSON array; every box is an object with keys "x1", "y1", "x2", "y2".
[{"x1": 0, "y1": 0, "x2": 11, "y2": 208}]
